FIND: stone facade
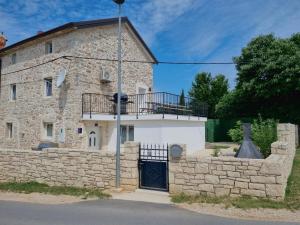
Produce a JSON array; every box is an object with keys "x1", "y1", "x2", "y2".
[
  {"x1": 169, "y1": 124, "x2": 297, "y2": 200},
  {"x1": 0, "y1": 22, "x2": 154, "y2": 150},
  {"x1": 0, "y1": 142, "x2": 139, "y2": 191}
]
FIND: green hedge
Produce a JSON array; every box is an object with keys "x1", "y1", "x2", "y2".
[{"x1": 205, "y1": 118, "x2": 253, "y2": 142}]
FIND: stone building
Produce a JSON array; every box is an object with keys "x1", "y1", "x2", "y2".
[{"x1": 0, "y1": 17, "x2": 207, "y2": 153}]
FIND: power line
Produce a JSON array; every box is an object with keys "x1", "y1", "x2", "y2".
[
  {"x1": 1, "y1": 56, "x2": 71, "y2": 76},
  {"x1": 1, "y1": 55, "x2": 238, "y2": 76},
  {"x1": 158, "y1": 61, "x2": 235, "y2": 65}
]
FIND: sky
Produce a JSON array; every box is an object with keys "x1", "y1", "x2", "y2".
[{"x1": 0, "y1": 0, "x2": 300, "y2": 95}]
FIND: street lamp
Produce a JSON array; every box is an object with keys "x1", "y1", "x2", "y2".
[{"x1": 113, "y1": 0, "x2": 125, "y2": 189}]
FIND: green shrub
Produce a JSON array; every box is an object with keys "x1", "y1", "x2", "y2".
[
  {"x1": 228, "y1": 120, "x2": 243, "y2": 144},
  {"x1": 252, "y1": 116, "x2": 277, "y2": 158},
  {"x1": 228, "y1": 116, "x2": 277, "y2": 158}
]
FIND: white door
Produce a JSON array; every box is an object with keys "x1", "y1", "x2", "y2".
[
  {"x1": 87, "y1": 127, "x2": 100, "y2": 150},
  {"x1": 138, "y1": 87, "x2": 147, "y2": 113}
]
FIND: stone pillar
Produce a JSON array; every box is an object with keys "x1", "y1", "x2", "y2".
[
  {"x1": 277, "y1": 123, "x2": 296, "y2": 152},
  {"x1": 120, "y1": 142, "x2": 139, "y2": 191},
  {"x1": 169, "y1": 144, "x2": 187, "y2": 194}
]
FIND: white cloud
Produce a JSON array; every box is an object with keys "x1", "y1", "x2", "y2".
[
  {"x1": 127, "y1": 0, "x2": 203, "y2": 45},
  {"x1": 181, "y1": 0, "x2": 300, "y2": 58}
]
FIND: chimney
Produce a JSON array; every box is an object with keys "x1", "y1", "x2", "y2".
[
  {"x1": 235, "y1": 123, "x2": 263, "y2": 159},
  {"x1": 37, "y1": 31, "x2": 44, "y2": 35},
  {"x1": 0, "y1": 32, "x2": 7, "y2": 49}
]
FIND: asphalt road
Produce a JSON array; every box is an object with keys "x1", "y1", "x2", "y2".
[{"x1": 0, "y1": 199, "x2": 298, "y2": 225}]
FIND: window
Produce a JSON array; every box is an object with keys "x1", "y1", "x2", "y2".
[
  {"x1": 120, "y1": 125, "x2": 134, "y2": 144},
  {"x1": 89, "y1": 131, "x2": 96, "y2": 147},
  {"x1": 6, "y1": 123, "x2": 13, "y2": 138},
  {"x1": 11, "y1": 53, "x2": 16, "y2": 64},
  {"x1": 44, "y1": 122, "x2": 53, "y2": 139},
  {"x1": 10, "y1": 84, "x2": 16, "y2": 100},
  {"x1": 45, "y1": 42, "x2": 53, "y2": 54},
  {"x1": 44, "y1": 78, "x2": 52, "y2": 96}
]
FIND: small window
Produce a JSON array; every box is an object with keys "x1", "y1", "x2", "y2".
[
  {"x1": 45, "y1": 42, "x2": 53, "y2": 54},
  {"x1": 128, "y1": 126, "x2": 134, "y2": 141},
  {"x1": 44, "y1": 122, "x2": 53, "y2": 139},
  {"x1": 120, "y1": 125, "x2": 134, "y2": 144},
  {"x1": 121, "y1": 126, "x2": 127, "y2": 144},
  {"x1": 44, "y1": 78, "x2": 52, "y2": 96},
  {"x1": 6, "y1": 123, "x2": 13, "y2": 138},
  {"x1": 11, "y1": 53, "x2": 16, "y2": 64},
  {"x1": 10, "y1": 84, "x2": 16, "y2": 100}
]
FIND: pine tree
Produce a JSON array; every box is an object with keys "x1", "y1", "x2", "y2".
[{"x1": 179, "y1": 89, "x2": 185, "y2": 106}]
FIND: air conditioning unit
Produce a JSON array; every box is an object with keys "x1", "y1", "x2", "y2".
[{"x1": 100, "y1": 69, "x2": 112, "y2": 83}]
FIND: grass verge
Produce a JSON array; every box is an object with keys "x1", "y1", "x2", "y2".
[
  {"x1": 0, "y1": 181, "x2": 110, "y2": 199},
  {"x1": 172, "y1": 147, "x2": 300, "y2": 210}
]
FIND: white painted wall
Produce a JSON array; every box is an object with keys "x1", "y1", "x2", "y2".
[{"x1": 106, "y1": 119, "x2": 205, "y2": 154}]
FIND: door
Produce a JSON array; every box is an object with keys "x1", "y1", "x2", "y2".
[
  {"x1": 87, "y1": 127, "x2": 100, "y2": 150},
  {"x1": 139, "y1": 144, "x2": 169, "y2": 191},
  {"x1": 140, "y1": 161, "x2": 168, "y2": 190},
  {"x1": 138, "y1": 87, "x2": 147, "y2": 113}
]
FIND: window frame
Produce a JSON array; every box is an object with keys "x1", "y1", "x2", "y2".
[
  {"x1": 11, "y1": 53, "x2": 16, "y2": 65},
  {"x1": 44, "y1": 78, "x2": 53, "y2": 97},
  {"x1": 120, "y1": 125, "x2": 134, "y2": 144},
  {"x1": 6, "y1": 123, "x2": 13, "y2": 139},
  {"x1": 10, "y1": 84, "x2": 16, "y2": 101},
  {"x1": 43, "y1": 122, "x2": 54, "y2": 140},
  {"x1": 45, "y1": 41, "x2": 53, "y2": 54}
]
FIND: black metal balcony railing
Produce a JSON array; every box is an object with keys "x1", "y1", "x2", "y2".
[{"x1": 82, "y1": 92, "x2": 208, "y2": 119}]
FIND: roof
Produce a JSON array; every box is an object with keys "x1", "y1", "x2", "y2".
[{"x1": 0, "y1": 17, "x2": 157, "y2": 63}]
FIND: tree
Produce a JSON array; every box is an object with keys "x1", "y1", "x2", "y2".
[
  {"x1": 216, "y1": 33, "x2": 300, "y2": 123},
  {"x1": 179, "y1": 89, "x2": 185, "y2": 106},
  {"x1": 234, "y1": 34, "x2": 300, "y2": 98},
  {"x1": 189, "y1": 72, "x2": 229, "y2": 118}
]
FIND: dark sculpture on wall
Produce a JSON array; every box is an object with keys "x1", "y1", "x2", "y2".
[{"x1": 235, "y1": 123, "x2": 263, "y2": 159}]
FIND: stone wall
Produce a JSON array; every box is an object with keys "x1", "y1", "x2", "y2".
[
  {"x1": 169, "y1": 123, "x2": 297, "y2": 200},
  {"x1": 0, "y1": 142, "x2": 139, "y2": 191},
  {"x1": 0, "y1": 23, "x2": 153, "y2": 150}
]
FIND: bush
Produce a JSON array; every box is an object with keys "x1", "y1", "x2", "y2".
[
  {"x1": 228, "y1": 120, "x2": 243, "y2": 144},
  {"x1": 252, "y1": 116, "x2": 277, "y2": 158},
  {"x1": 228, "y1": 116, "x2": 277, "y2": 158}
]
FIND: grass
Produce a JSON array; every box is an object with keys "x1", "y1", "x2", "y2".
[
  {"x1": 172, "y1": 147, "x2": 300, "y2": 210},
  {"x1": 211, "y1": 145, "x2": 231, "y2": 149},
  {"x1": 212, "y1": 145, "x2": 230, "y2": 157},
  {"x1": 0, "y1": 181, "x2": 110, "y2": 199}
]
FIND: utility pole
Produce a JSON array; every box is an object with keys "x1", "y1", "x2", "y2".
[{"x1": 113, "y1": 0, "x2": 125, "y2": 188}]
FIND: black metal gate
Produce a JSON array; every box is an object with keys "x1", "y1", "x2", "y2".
[{"x1": 138, "y1": 144, "x2": 169, "y2": 191}]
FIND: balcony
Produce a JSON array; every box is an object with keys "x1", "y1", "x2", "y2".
[{"x1": 82, "y1": 92, "x2": 208, "y2": 120}]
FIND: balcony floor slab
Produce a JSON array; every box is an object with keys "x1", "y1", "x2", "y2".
[{"x1": 82, "y1": 113, "x2": 207, "y2": 122}]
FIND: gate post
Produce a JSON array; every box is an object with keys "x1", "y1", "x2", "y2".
[
  {"x1": 168, "y1": 144, "x2": 186, "y2": 194},
  {"x1": 120, "y1": 142, "x2": 139, "y2": 191}
]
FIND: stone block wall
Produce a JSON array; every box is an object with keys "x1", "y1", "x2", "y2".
[
  {"x1": 169, "y1": 123, "x2": 297, "y2": 200},
  {"x1": 0, "y1": 23, "x2": 153, "y2": 150},
  {"x1": 0, "y1": 142, "x2": 139, "y2": 191}
]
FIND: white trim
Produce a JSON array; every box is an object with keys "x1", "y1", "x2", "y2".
[{"x1": 82, "y1": 113, "x2": 207, "y2": 122}]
